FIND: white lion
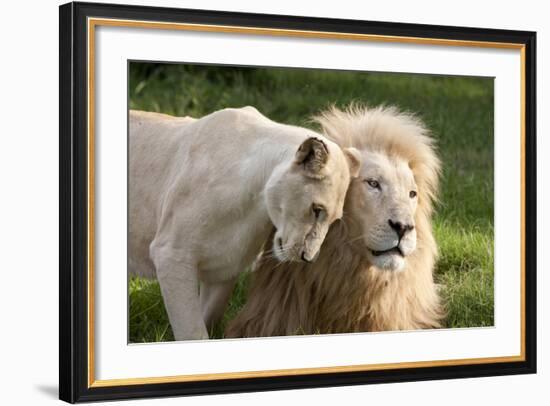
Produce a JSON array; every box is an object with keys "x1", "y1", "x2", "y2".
[{"x1": 129, "y1": 107, "x2": 361, "y2": 340}]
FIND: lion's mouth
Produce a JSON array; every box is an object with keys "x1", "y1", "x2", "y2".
[{"x1": 370, "y1": 246, "x2": 404, "y2": 257}]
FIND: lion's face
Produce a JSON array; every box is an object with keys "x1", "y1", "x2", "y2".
[
  {"x1": 348, "y1": 150, "x2": 418, "y2": 272},
  {"x1": 266, "y1": 137, "x2": 361, "y2": 263}
]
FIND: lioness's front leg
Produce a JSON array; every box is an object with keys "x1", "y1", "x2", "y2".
[
  {"x1": 150, "y1": 245, "x2": 208, "y2": 341},
  {"x1": 200, "y1": 277, "x2": 238, "y2": 334}
]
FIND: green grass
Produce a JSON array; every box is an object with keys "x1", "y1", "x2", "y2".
[
  {"x1": 129, "y1": 277, "x2": 174, "y2": 343},
  {"x1": 128, "y1": 63, "x2": 494, "y2": 342}
]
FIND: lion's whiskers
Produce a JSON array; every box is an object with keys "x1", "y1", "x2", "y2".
[{"x1": 344, "y1": 234, "x2": 368, "y2": 245}]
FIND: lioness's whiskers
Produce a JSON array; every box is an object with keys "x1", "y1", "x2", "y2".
[{"x1": 259, "y1": 242, "x2": 298, "y2": 262}]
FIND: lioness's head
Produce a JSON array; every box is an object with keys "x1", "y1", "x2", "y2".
[{"x1": 266, "y1": 136, "x2": 361, "y2": 263}]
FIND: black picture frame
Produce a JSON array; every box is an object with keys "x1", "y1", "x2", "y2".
[{"x1": 59, "y1": 1, "x2": 537, "y2": 403}]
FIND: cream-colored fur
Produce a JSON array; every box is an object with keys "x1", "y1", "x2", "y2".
[
  {"x1": 226, "y1": 105, "x2": 444, "y2": 337},
  {"x1": 129, "y1": 107, "x2": 361, "y2": 340}
]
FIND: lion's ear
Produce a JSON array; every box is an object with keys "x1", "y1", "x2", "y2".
[
  {"x1": 343, "y1": 147, "x2": 362, "y2": 178},
  {"x1": 295, "y1": 137, "x2": 329, "y2": 177}
]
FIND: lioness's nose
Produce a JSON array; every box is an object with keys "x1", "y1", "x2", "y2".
[
  {"x1": 301, "y1": 250, "x2": 319, "y2": 263},
  {"x1": 388, "y1": 219, "x2": 414, "y2": 239}
]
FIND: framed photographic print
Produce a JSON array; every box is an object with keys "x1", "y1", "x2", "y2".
[{"x1": 59, "y1": 1, "x2": 537, "y2": 403}]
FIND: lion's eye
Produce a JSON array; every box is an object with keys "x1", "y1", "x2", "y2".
[
  {"x1": 365, "y1": 179, "x2": 380, "y2": 189},
  {"x1": 312, "y1": 204, "x2": 325, "y2": 219},
  {"x1": 409, "y1": 190, "x2": 417, "y2": 198}
]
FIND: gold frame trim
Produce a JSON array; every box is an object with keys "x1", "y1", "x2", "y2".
[{"x1": 87, "y1": 17, "x2": 527, "y2": 388}]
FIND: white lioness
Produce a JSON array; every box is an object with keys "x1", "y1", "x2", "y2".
[{"x1": 129, "y1": 106, "x2": 361, "y2": 340}]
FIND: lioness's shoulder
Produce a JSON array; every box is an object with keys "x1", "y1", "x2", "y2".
[{"x1": 206, "y1": 106, "x2": 268, "y2": 125}]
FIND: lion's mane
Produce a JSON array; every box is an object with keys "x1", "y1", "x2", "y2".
[{"x1": 225, "y1": 105, "x2": 444, "y2": 337}]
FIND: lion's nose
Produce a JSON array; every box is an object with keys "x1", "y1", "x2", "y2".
[{"x1": 388, "y1": 219, "x2": 414, "y2": 239}]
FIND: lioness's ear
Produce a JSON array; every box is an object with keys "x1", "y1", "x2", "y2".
[
  {"x1": 295, "y1": 137, "x2": 329, "y2": 177},
  {"x1": 343, "y1": 147, "x2": 362, "y2": 178}
]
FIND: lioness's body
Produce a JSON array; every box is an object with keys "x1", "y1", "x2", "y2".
[
  {"x1": 130, "y1": 108, "x2": 283, "y2": 283},
  {"x1": 129, "y1": 107, "x2": 359, "y2": 340}
]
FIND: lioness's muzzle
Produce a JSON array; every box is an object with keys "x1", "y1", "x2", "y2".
[{"x1": 301, "y1": 250, "x2": 320, "y2": 263}]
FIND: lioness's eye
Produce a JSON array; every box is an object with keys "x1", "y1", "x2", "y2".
[
  {"x1": 365, "y1": 179, "x2": 380, "y2": 189},
  {"x1": 409, "y1": 190, "x2": 417, "y2": 198},
  {"x1": 312, "y1": 204, "x2": 325, "y2": 219}
]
